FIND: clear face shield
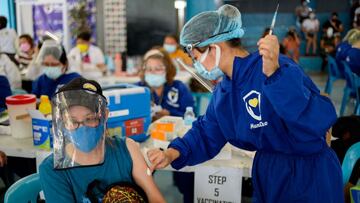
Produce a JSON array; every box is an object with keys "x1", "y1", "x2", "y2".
[{"x1": 52, "y1": 90, "x2": 108, "y2": 169}]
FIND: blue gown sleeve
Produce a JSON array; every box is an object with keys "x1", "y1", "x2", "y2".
[
  {"x1": 39, "y1": 156, "x2": 75, "y2": 203},
  {"x1": 263, "y1": 57, "x2": 337, "y2": 142},
  {"x1": 168, "y1": 82, "x2": 194, "y2": 117},
  {"x1": 31, "y1": 77, "x2": 41, "y2": 97},
  {"x1": 168, "y1": 93, "x2": 227, "y2": 170},
  {"x1": 0, "y1": 76, "x2": 11, "y2": 109}
]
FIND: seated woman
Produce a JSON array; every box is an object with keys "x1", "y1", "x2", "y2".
[
  {"x1": 39, "y1": 77, "x2": 165, "y2": 203},
  {"x1": 335, "y1": 29, "x2": 359, "y2": 74},
  {"x1": 137, "y1": 48, "x2": 194, "y2": 120},
  {"x1": 344, "y1": 30, "x2": 360, "y2": 76},
  {"x1": 32, "y1": 40, "x2": 81, "y2": 98}
]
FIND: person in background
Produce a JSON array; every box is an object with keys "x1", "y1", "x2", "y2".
[
  {"x1": 39, "y1": 77, "x2": 166, "y2": 203},
  {"x1": 0, "y1": 53, "x2": 21, "y2": 90},
  {"x1": 322, "y1": 12, "x2": 344, "y2": 43},
  {"x1": 15, "y1": 34, "x2": 35, "y2": 72},
  {"x1": 295, "y1": 0, "x2": 311, "y2": 27},
  {"x1": 351, "y1": 0, "x2": 360, "y2": 25},
  {"x1": 282, "y1": 28, "x2": 301, "y2": 63},
  {"x1": 32, "y1": 40, "x2": 81, "y2": 98},
  {"x1": 68, "y1": 31, "x2": 106, "y2": 78},
  {"x1": 0, "y1": 75, "x2": 11, "y2": 111},
  {"x1": 331, "y1": 115, "x2": 360, "y2": 164},
  {"x1": 15, "y1": 34, "x2": 36, "y2": 93},
  {"x1": 330, "y1": 116, "x2": 360, "y2": 203},
  {"x1": 162, "y1": 34, "x2": 192, "y2": 70},
  {"x1": 137, "y1": 48, "x2": 194, "y2": 121},
  {"x1": 302, "y1": 11, "x2": 320, "y2": 55},
  {"x1": 0, "y1": 16, "x2": 17, "y2": 65},
  {"x1": 0, "y1": 150, "x2": 12, "y2": 190},
  {"x1": 335, "y1": 29, "x2": 360, "y2": 76},
  {"x1": 320, "y1": 27, "x2": 337, "y2": 71},
  {"x1": 344, "y1": 30, "x2": 360, "y2": 76}
]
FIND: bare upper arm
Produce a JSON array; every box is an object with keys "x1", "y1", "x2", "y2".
[{"x1": 126, "y1": 138, "x2": 166, "y2": 203}]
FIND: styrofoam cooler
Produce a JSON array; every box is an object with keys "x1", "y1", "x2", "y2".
[
  {"x1": 5, "y1": 94, "x2": 37, "y2": 139},
  {"x1": 103, "y1": 84, "x2": 151, "y2": 142}
]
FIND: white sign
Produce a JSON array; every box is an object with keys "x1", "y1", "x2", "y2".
[{"x1": 194, "y1": 166, "x2": 243, "y2": 203}]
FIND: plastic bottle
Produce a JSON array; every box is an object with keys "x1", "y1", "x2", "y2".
[
  {"x1": 39, "y1": 95, "x2": 52, "y2": 115},
  {"x1": 184, "y1": 106, "x2": 195, "y2": 126},
  {"x1": 114, "y1": 53, "x2": 123, "y2": 76}
]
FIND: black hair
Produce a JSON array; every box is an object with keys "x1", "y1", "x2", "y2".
[
  {"x1": 77, "y1": 31, "x2": 92, "y2": 41},
  {"x1": 19, "y1": 34, "x2": 34, "y2": 48},
  {"x1": 227, "y1": 38, "x2": 242, "y2": 48},
  {"x1": 59, "y1": 46, "x2": 68, "y2": 65},
  {"x1": 332, "y1": 12, "x2": 338, "y2": 17},
  {"x1": 0, "y1": 16, "x2": 7, "y2": 29},
  {"x1": 332, "y1": 116, "x2": 360, "y2": 140}
]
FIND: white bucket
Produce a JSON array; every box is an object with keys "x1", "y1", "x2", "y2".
[{"x1": 6, "y1": 94, "x2": 36, "y2": 139}]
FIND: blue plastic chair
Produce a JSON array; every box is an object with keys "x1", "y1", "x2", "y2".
[
  {"x1": 192, "y1": 92, "x2": 212, "y2": 116},
  {"x1": 350, "y1": 185, "x2": 360, "y2": 203},
  {"x1": 340, "y1": 62, "x2": 360, "y2": 116},
  {"x1": 324, "y1": 55, "x2": 344, "y2": 95},
  {"x1": 4, "y1": 173, "x2": 42, "y2": 203},
  {"x1": 342, "y1": 142, "x2": 360, "y2": 187}
]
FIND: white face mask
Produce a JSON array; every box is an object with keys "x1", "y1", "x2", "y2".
[
  {"x1": 163, "y1": 44, "x2": 177, "y2": 54},
  {"x1": 43, "y1": 66, "x2": 63, "y2": 80},
  {"x1": 194, "y1": 44, "x2": 224, "y2": 80},
  {"x1": 327, "y1": 28, "x2": 334, "y2": 38}
]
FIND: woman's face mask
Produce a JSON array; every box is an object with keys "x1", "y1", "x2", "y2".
[
  {"x1": 193, "y1": 44, "x2": 224, "y2": 80},
  {"x1": 43, "y1": 66, "x2": 63, "y2": 80},
  {"x1": 144, "y1": 58, "x2": 167, "y2": 87},
  {"x1": 64, "y1": 124, "x2": 104, "y2": 153},
  {"x1": 163, "y1": 44, "x2": 177, "y2": 54},
  {"x1": 63, "y1": 106, "x2": 105, "y2": 153}
]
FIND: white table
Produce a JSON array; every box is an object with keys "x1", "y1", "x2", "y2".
[{"x1": 97, "y1": 71, "x2": 193, "y2": 87}]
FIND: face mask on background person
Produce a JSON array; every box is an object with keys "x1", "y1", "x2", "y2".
[
  {"x1": 163, "y1": 44, "x2": 177, "y2": 54},
  {"x1": 193, "y1": 44, "x2": 224, "y2": 80},
  {"x1": 20, "y1": 43, "x2": 31, "y2": 52},
  {"x1": 327, "y1": 28, "x2": 334, "y2": 38},
  {"x1": 145, "y1": 73, "x2": 166, "y2": 87},
  {"x1": 43, "y1": 66, "x2": 63, "y2": 80},
  {"x1": 77, "y1": 44, "x2": 89, "y2": 53}
]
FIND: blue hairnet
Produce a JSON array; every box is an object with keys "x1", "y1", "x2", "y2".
[{"x1": 180, "y1": 4, "x2": 245, "y2": 48}]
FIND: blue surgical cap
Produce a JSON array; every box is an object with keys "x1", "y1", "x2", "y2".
[{"x1": 180, "y1": 4, "x2": 245, "y2": 48}]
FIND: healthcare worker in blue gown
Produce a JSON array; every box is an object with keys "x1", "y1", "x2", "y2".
[{"x1": 147, "y1": 4, "x2": 343, "y2": 203}]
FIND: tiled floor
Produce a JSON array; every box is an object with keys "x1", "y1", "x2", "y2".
[{"x1": 0, "y1": 71, "x2": 354, "y2": 203}]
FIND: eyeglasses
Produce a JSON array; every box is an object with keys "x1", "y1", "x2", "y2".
[
  {"x1": 64, "y1": 116, "x2": 100, "y2": 130},
  {"x1": 144, "y1": 65, "x2": 166, "y2": 73},
  {"x1": 183, "y1": 30, "x2": 232, "y2": 62}
]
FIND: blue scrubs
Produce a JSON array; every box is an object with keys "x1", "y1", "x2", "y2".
[
  {"x1": 39, "y1": 137, "x2": 133, "y2": 203},
  {"x1": 335, "y1": 42, "x2": 351, "y2": 75},
  {"x1": 169, "y1": 52, "x2": 343, "y2": 203},
  {"x1": 32, "y1": 73, "x2": 81, "y2": 98},
  {"x1": 345, "y1": 47, "x2": 360, "y2": 76},
  {"x1": 0, "y1": 75, "x2": 12, "y2": 110},
  {"x1": 137, "y1": 80, "x2": 194, "y2": 117}
]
